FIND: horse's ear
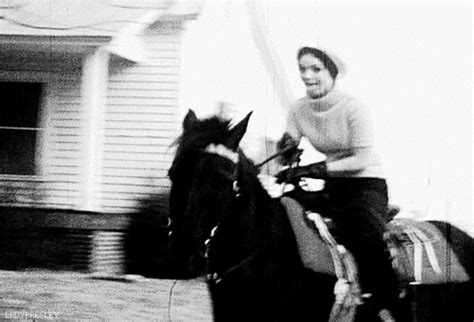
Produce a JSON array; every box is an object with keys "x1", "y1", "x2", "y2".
[
  {"x1": 183, "y1": 109, "x2": 197, "y2": 132},
  {"x1": 226, "y1": 111, "x2": 253, "y2": 150}
]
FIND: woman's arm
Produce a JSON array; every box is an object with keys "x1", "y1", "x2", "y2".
[{"x1": 326, "y1": 146, "x2": 372, "y2": 174}]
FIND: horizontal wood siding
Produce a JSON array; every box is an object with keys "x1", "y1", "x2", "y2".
[
  {"x1": 41, "y1": 73, "x2": 85, "y2": 209},
  {"x1": 1, "y1": 22, "x2": 184, "y2": 213},
  {"x1": 101, "y1": 21, "x2": 183, "y2": 213}
]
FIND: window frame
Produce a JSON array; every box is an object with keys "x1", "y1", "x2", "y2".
[{"x1": 0, "y1": 72, "x2": 49, "y2": 180}]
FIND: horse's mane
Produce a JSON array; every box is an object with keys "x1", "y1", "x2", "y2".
[{"x1": 169, "y1": 116, "x2": 230, "y2": 177}]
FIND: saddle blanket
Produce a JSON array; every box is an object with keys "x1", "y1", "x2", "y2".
[{"x1": 385, "y1": 218, "x2": 470, "y2": 284}]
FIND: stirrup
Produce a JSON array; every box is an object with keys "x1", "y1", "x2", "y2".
[{"x1": 379, "y1": 308, "x2": 396, "y2": 322}]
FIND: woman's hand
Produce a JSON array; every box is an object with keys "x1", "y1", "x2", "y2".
[
  {"x1": 275, "y1": 161, "x2": 328, "y2": 184},
  {"x1": 258, "y1": 174, "x2": 294, "y2": 198},
  {"x1": 276, "y1": 133, "x2": 301, "y2": 165}
]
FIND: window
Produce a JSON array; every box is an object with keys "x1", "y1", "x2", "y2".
[{"x1": 0, "y1": 81, "x2": 43, "y2": 175}]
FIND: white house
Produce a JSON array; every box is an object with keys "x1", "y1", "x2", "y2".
[
  {"x1": 0, "y1": 0, "x2": 201, "y2": 214},
  {"x1": 0, "y1": 0, "x2": 202, "y2": 273}
]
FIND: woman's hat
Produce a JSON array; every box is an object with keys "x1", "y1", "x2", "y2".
[{"x1": 297, "y1": 46, "x2": 347, "y2": 79}]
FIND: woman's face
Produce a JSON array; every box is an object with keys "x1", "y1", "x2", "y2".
[{"x1": 298, "y1": 54, "x2": 335, "y2": 98}]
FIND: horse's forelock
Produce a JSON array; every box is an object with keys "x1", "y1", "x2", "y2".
[{"x1": 182, "y1": 117, "x2": 232, "y2": 146}]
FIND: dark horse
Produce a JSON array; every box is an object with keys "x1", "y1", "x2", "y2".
[{"x1": 167, "y1": 110, "x2": 473, "y2": 321}]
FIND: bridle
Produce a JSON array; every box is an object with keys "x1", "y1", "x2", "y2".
[
  {"x1": 171, "y1": 143, "x2": 295, "y2": 284},
  {"x1": 204, "y1": 224, "x2": 257, "y2": 285},
  {"x1": 203, "y1": 143, "x2": 241, "y2": 197},
  {"x1": 200, "y1": 143, "x2": 256, "y2": 285}
]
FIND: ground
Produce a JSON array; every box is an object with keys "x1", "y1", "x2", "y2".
[
  {"x1": 1, "y1": 270, "x2": 472, "y2": 321},
  {"x1": 0, "y1": 270, "x2": 213, "y2": 321}
]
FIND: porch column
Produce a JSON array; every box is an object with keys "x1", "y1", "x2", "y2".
[{"x1": 80, "y1": 48, "x2": 109, "y2": 211}]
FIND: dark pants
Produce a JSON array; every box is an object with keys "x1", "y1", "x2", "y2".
[
  {"x1": 325, "y1": 178, "x2": 399, "y2": 312},
  {"x1": 288, "y1": 178, "x2": 399, "y2": 313}
]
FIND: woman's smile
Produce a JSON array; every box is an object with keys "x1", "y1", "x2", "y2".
[{"x1": 299, "y1": 54, "x2": 335, "y2": 98}]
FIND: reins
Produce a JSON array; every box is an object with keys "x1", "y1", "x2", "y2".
[
  {"x1": 255, "y1": 145, "x2": 298, "y2": 168},
  {"x1": 202, "y1": 143, "x2": 299, "y2": 285}
]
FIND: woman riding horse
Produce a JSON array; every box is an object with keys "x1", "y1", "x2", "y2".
[
  {"x1": 167, "y1": 109, "x2": 473, "y2": 321},
  {"x1": 274, "y1": 46, "x2": 399, "y2": 321},
  {"x1": 168, "y1": 110, "x2": 339, "y2": 321}
]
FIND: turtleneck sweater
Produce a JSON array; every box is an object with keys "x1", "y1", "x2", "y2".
[{"x1": 286, "y1": 89, "x2": 384, "y2": 178}]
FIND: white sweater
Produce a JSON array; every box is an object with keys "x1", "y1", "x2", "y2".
[{"x1": 286, "y1": 89, "x2": 384, "y2": 178}]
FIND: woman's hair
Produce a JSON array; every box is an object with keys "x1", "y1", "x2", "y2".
[{"x1": 297, "y1": 47, "x2": 339, "y2": 79}]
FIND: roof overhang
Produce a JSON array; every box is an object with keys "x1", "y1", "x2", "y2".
[
  {"x1": 0, "y1": 0, "x2": 203, "y2": 63},
  {"x1": 107, "y1": 0, "x2": 203, "y2": 62}
]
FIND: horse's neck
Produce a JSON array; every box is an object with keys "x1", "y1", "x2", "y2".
[{"x1": 239, "y1": 173, "x2": 286, "y2": 246}]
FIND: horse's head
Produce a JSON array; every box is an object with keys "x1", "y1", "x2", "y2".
[{"x1": 167, "y1": 109, "x2": 253, "y2": 276}]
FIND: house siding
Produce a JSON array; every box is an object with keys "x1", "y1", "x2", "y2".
[
  {"x1": 1, "y1": 21, "x2": 185, "y2": 214},
  {"x1": 42, "y1": 73, "x2": 84, "y2": 209},
  {"x1": 100, "y1": 21, "x2": 183, "y2": 213}
]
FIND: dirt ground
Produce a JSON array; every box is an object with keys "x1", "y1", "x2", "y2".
[{"x1": 0, "y1": 270, "x2": 213, "y2": 321}]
